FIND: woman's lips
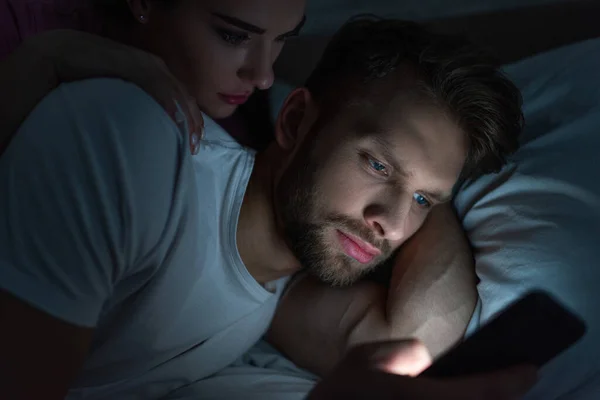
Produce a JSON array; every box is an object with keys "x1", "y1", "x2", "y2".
[
  {"x1": 336, "y1": 230, "x2": 380, "y2": 264},
  {"x1": 218, "y1": 92, "x2": 250, "y2": 105}
]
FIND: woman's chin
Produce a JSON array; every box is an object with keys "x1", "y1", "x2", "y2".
[{"x1": 205, "y1": 103, "x2": 238, "y2": 121}]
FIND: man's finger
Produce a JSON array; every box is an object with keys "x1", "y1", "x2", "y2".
[{"x1": 347, "y1": 339, "x2": 432, "y2": 376}]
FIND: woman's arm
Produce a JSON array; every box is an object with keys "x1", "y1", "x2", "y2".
[{"x1": 0, "y1": 30, "x2": 203, "y2": 154}]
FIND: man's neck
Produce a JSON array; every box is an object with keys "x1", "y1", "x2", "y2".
[{"x1": 236, "y1": 150, "x2": 301, "y2": 284}]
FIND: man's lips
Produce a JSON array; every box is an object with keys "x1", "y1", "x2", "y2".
[
  {"x1": 336, "y1": 230, "x2": 380, "y2": 264},
  {"x1": 218, "y1": 92, "x2": 251, "y2": 105}
]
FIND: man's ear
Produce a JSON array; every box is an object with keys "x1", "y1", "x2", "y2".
[{"x1": 275, "y1": 88, "x2": 316, "y2": 151}]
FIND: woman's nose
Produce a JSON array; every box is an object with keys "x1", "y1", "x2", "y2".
[{"x1": 239, "y1": 45, "x2": 275, "y2": 90}]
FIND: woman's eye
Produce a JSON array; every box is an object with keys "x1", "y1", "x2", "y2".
[
  {"x1": 217, "y1": 29, "x2": 250, "y2": 46},
  {"x1": 413, "y1": 193, "x2": 431, "y2": 208},
  {"x1": 368, "y1": 157, "x2": 388, "y2": 175}
]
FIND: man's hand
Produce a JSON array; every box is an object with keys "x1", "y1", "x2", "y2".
[
  {"x1": 309, "y1": 340, "x2": 538, "y2": 400},
  {"x1": 0, "y1": 30, "x2": 203, "y2": 155}
]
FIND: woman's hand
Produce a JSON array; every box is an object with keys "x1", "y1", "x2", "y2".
[
  {"x1": 309, "y1": 340, "x2": 538, "y2": 400},
  {"x1": 0, "y1": 30, "x2": 203, "y2": 154}
]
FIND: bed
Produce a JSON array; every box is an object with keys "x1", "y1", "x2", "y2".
[{"x1": 4, "y1": 1, "x2": 598, "y2": 398}]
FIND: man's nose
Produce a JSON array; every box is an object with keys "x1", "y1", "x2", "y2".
[{"x1": 363, "y1": 196, "x2": 412, "y2": 242}]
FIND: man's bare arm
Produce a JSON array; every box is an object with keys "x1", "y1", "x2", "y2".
[
  {"x1": 361, "y1": 204, "x2": 478, "y2": 358},
  {"x1": 0, "y1": 290, "x2": 93, "y2": 400},
  {"x1": 267, "y1": 205, "x2": 477, "y2": 376}
]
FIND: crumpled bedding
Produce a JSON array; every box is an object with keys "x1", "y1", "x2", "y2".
[{"x1": 455, "y1": 37, "x2": 600, "y2": 400}]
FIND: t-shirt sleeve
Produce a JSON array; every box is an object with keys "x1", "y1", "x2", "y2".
[{"x1": 0, "y1": 78, "x2": 190, "y2": 327}]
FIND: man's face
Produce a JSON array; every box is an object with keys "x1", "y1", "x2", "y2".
[{"x1": 275, "y1": 89, "x2": 468, "y2": 286}]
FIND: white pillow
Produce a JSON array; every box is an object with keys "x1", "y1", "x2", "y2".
[{"x1": 455, "y1": 38, "x2": 600, "y2": 399}]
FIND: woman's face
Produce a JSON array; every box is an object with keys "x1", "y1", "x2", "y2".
[{"x1": 132, "y1": 0, "x2": 306, "y2": 119}]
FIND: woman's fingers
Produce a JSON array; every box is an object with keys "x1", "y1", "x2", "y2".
[
  {"x1": 32, "y1": 30, "x2": 203, "y2": 155},
  {"x1": 145, "y1": 58, "x2": 204, "y2": 155}
]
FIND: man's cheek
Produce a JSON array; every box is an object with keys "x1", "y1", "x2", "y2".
[
  {"x1": 402, "y1": 214, "x2": 429, "y2": 243},
  {"x1": 328, "y1": 189, "x2": 365, "y2": 216}
]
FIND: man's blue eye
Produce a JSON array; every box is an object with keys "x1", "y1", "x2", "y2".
[
  {"x1": 413, "y1": 193, "x2": 431, "y2": 208},
  {"x1": 369, "y1": 158, "x2": 387, "y2": 174}
]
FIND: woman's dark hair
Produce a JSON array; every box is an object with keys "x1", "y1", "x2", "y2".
[
  {"x1": 93, "y1": 0, "x2": 179, "y2": 24},
  {"x1": 305, "y1": 17, "x2": 524, "y2": 181}
]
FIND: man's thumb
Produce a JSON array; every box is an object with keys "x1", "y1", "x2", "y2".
[{"x1": 347, "y1": 339, "x2": 432, "y2": 377}]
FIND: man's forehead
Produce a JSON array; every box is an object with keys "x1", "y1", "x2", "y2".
[
  {"x1": 343, "y1": 80, "x2": 429, "y2": 127},
  {"x1": 345, "y1": 97, "x2": 422, "y2": 142}
]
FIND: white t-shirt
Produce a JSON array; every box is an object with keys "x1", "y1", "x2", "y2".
[{"x1": 0, "y1": 78, "x2": 286, "y2": 399}]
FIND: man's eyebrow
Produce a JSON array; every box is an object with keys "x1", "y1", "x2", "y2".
[
  {"x1": 356, "y1": 121, "x2": 410, "y2": 179},
  {"x1": 212, "y1": 13, "x2": 306, "y2": 39},
  {"x1": 356, "y1": 121, "x2": 453, "y2": 204},
  {"x1": 369, "y1": 135, "x2": 408, "y2": 177}
]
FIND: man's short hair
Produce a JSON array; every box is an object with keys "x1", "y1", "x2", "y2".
[{"x1": 305, "y1": 17, "x2": 524, "y2": 181}]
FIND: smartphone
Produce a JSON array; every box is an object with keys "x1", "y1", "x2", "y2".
[{"x1": 420, "y1": 290, "x2": 587, "y2": 378}]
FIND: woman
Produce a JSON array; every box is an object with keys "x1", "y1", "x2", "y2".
[{"x1": 1, "y1": 0, "x2": 306, "y2": 149}]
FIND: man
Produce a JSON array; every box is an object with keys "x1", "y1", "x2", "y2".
[
  {"x1": 265, "y1": 17, "x2": 523, "y2": 375},
  {"x1": 0, "y1": 18, "x2": 529, "y2": 400}
]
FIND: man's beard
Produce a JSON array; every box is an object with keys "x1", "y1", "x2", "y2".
[{"x1": 275, "y1": 142, "x2": 392, "y2": 287}]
